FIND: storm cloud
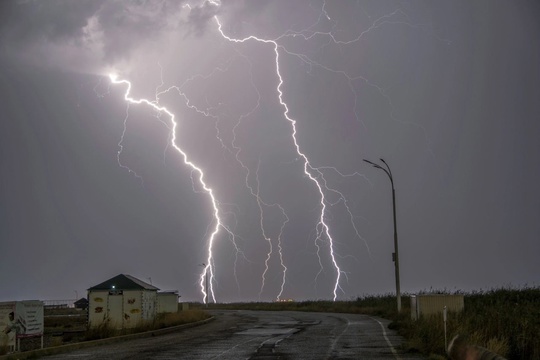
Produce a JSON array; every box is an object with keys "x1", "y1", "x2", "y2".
[{"x1": 1, "y1": 1, "x2": 539, "y2": 303}]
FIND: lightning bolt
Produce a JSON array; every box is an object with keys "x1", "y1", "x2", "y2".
[
  {"x1": 272, "y1": 4, "x2": 449, "y2": 172},
  {"x1": 214, "y1": 16, "x2": 344, "y2": 301},
  {"x1": 116, "y1": 102, "x2": 144, "y2": 184},
  {"x1": 108, "y1": 73, "x2": 222, "y2": 304},
  {"x1": 252, "y1": 158, "x2": 290, "y2": 301},
  {"x1": 220, "y1": 50, "x2": 291, "y2": 301}
]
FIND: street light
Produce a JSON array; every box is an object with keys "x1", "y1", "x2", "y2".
[
  {"x1": 363, "y1": 158, "x2": 401, "y2": 312},
  {"x1": 199, "y1": 263, "x2": 209, "y2": 307}
]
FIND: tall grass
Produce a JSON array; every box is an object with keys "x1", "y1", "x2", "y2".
[
  {"x1": 207, "y1": 293, "x2": 401, "y2": 316},
  {"x1": 84, "y1": 309, "x2": 210, "y2": 341},
  {"x1": 375, "y1": 288, "x2": 540, "y2": 359},
  {"x1": 461, "y1": 288, "x2": 538, "y2": 359},
  {"x1": 153, "y1": 309, "x2": 211, "y2": 329}
]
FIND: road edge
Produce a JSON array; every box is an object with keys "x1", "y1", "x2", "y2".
[{"x1": 0, "y1": 317, "x2": 215, "y2": 360}]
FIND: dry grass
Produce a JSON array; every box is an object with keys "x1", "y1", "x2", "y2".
[
  {"x1": 207, "y1": 294, "x2": 401, "y2": 317},
  {"x1": 84, "y1": 321, "x2": 117, "y2": 340},
  {"x1": 394, "y1": 287, "x2": 540, "y2": 359},
  {"x1": 153, "y1": 309, "x2": 211, "y2": 329},
  {"x1": 84, "y1": 309, "x2": 211, "y2": 341}
]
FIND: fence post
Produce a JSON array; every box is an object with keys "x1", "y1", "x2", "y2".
[{"x1": 443, "y1": 306, "x2": 448, "y2": 351}]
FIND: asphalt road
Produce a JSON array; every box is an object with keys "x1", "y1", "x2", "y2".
[{"x1": 40, "y1": 310, "x2": 426, "y2": 359}]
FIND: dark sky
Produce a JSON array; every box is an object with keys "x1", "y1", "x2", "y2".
[{"x1": 1, "y1": 1, "x2": 539, "y2": 303}]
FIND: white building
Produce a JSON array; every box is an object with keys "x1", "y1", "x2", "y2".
[{"x1": 88, "y1": 274, "x2": 178, "y2": 329}]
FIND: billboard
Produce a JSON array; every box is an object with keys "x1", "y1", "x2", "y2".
[
  {"x1": 0, "y1": 300, "x2": 43, "y2": 350},
  {"x1": 15, "y1": 301, "x2": 44, "y2": 337}
]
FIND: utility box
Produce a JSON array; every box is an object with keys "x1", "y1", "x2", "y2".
[
  {"x1": 157, "y1": 292, "x2": 179, "y2": 314},
  {"x1": 410, "y1": 294, "x2": 464, "y2": 320}
]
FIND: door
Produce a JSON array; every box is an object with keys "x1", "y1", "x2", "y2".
[{"x1": 107, "y1": 293, "x2": 123, "y2": 329}]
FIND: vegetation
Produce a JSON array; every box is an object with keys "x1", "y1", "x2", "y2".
[
  {"x1": 44, "y1": 308, "x2": 87, "y2": 332},
  {"x1": 200, "y1": 294, "x2": 401, "y2": 318},
  {"x1": 41, "y1": 309, "x2": 211, "y2": 346},
  {"x1": 207, "y1": 287, "x2": 540, "y2": 359},
  {"x1": 84, "y1": 309, "x2": 211, "y2": 341},
  {"x1": 386, "y1": 287, "x2": 538, "y2": 359},
  {"x1": 0, "y1": 310, "x2": 211, "y2": 355}
]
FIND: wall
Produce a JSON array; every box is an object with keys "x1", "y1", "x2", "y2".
[
  {"x1": 141, "y1": 291, "x2": 157, "y2": 322},
  {"x1": 88, "y1": 290, "x2": 108, "y2": 328},
  {"x1": 122, "y1": 290, "x2": 143, "y2": 328},
  {"x1": 411, "y1": 294, "x2": 464, "y2": 320},
  {"x1": 88, "y1": 290, "x2": 158, "y2": 329}
]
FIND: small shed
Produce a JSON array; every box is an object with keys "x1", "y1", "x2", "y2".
[
  {"x1": 74, "y1": 298, "x2": 88, "y2": 310},
  {"x1": 157, "y1": 291, "x2": 179, "y2": 314},
  {"x1": 410, "y1": 294, "x2": 464, "y2": 320},
  {"x1": 87, "y1": 274, "x2": 159, "y2": 329}
]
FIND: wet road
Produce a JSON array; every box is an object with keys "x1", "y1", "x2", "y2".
[{"x1": 41, "y1": 310, "x2": 425, "y2": 359}]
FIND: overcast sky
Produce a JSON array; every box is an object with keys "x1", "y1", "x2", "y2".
[{"x1": 1, "y1": 0, "x2": 539, "y2": 303}]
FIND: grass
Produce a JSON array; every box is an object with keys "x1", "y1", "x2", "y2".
[
  {"x1": 199, "y1": 294, "x2": 400, "y2": 317},
  {"x1": 393, "y1": 287, "x2": 540, "y2": 359},
  {"x1": 206, "y1": 295, "x2": 402, "y2": 320},
  {"x1": 84, "y1": 309, "x2": 211, "y2": 340}
]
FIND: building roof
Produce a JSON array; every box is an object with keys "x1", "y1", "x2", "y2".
[{"x1": 87, "y1": 274, "x2": 159, "y2": 291}]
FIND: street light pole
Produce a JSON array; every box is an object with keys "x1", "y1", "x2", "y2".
[{"x1": 363, "y1": 158, "x2": 401, "y2": 312}]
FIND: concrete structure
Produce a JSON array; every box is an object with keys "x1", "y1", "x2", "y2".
[
  {"x1": 87, "y1": 274, "x2": 161, "y2": 329},
  {"x1": 157, "y1": 291, "x2": 179, "y2": 314},
  {"x1": 410, "y1": 294, "x2": 464, "y2": 320}
]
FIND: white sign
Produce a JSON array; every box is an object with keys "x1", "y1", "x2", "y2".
[
  {"x1": 0, "y1": 301, "x2": 43, "y2": 343},
  {"x1": 16, "y1": 301, "x2": 44, "y2": 337}
]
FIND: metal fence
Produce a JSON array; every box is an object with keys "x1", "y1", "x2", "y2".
[{"x1": 42, "y1": 299, "x2": 76, "y2": 309}]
